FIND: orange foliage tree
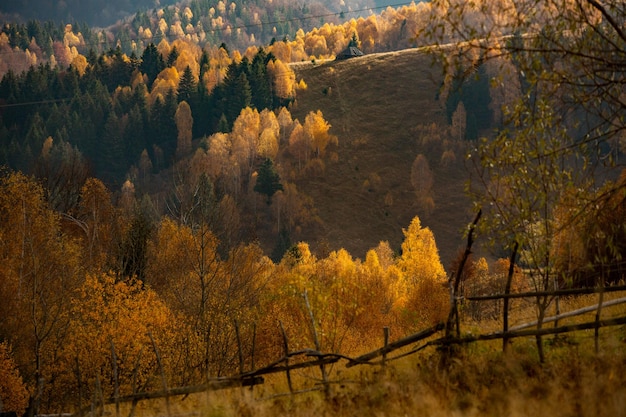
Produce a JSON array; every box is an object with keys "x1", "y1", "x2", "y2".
[
  {"x1": 397, "y1": 216, "x2": 449, "y2": 328},
  {"x1": 0, "y1": 171, "x2": 82, "y2": 412},
  {"x1": 303, "y1": 110, "x2": 337, "y2": 159},
  {"x1": 175, "y1": 100, "x2": 193, "y2": 158},
  {"x1": 0, "y1": 342, "x2": 29, "y2": 416},
  {"x1": 55, "y1": 273, "x2": 190, "y2": 409}
]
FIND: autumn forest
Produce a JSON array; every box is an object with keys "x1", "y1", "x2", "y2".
[{"x1": 2, "y1": 0, "x2": 626, "y2": 415}]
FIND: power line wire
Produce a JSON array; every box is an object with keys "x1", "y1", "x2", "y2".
[
  {"x1": 0, "y1": 1, "x2": 416, "y2": 55},
  {"x1": 0, "y1": 97, "x2": 73, "y2": 108}
]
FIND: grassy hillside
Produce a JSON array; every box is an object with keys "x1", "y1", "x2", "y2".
[{"x1": 289, "y1": 48, "x2": 473, "y2": 267}]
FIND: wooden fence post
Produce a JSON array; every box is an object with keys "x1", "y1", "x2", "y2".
[
  {"x1": 446, "y1": 210, "x2": 481, "y2": 340},
  {"x1": 75, "y1": 357, "x2": 83, "y2": 417},
  {"x1": 382, "y1": 327, "x2": 390, "y2": 369},
  {"x1": 110, "y1": 339, "x2": 120, "y2": 417},
  {"x1": 303, "y1": 290, "x2": 329, "y2": 397},
  {"x1": 250, "y1": 323, "x2": 257, "y2": 374},
  {"x1": 94, "y1": 374, "x2": 104, "y2": 417},
  {"x1": 234, "y1": 320, "x2": 245, "y2": 375},
  {"x1": 503, "y1": 242, "x2": 519, "y2": 353},
  {"x1": 595, "y1": 284, "x2": 605, "y2": 354},
  {"x1": 148, "y1": 332, "x2": 171, "y2": 417},
  {"x1": 128, "y1": 346, "x2": 144, "y2": 417},
  {"x1": 279, "y1": 321, "x2": 294, "y2": 395}
]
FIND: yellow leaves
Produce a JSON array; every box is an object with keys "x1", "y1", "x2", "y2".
[
  {"x1": 0, "y1": 342, "x2": 28, "y2": 416},
  {"x1": 149, "y1": 66, "x2": 179, "y2": 105},
  {"x1": 206, "y1": 132, "x2": 231, "y2": 179},
  {"x1": 0, "y1": 171, "x2": 82, "y2": 408},
  {"x1": 398, "y1": 216, "x2": 446, "y2": 285},
  {"x1": 76, "y1": 178, "x2": 116, "y2": 270},
  {"x1": 62, "y1": 272, "x2": 185, "y2": 397},
  {"x1": 170, "y1": 39, "x2": 201, "y2": 77},
  {"x1": 268, "y1": 40, "x2": 292, "y2": 62},
  {"x1": 267, "y1": 58, "x2": 296, "y2": 99},
  {"x1": 70, "y1": 54, "x2": 88, "y2": 76},
  {"x1": 146, "y1": 217, "x2": 215, "y2": 316},
  {"x1": 63, "y1": 24, "x2": 82, "y2": 47},
  {"x1": 303, "y1": 110, "x2": 337, "y2": 158},
  {"x1": 175, "y1": 100, "x2": 193, "y2": 157},
  {"x1": 258, "y1": 127, "x2": 279, "y2": 160}
]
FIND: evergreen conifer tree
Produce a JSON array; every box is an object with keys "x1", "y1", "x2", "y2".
[{"x1": 254, "y1": 158, "x2": 283, "y2": 204}]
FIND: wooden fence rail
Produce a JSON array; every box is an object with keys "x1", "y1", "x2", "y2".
[
  {"x1": 509, "y1": 296, "x2": 626, "y2": 331},
  {"x1": 466, "y1": 284, "x2": 626, "y2": 301},
  {"x1": 434, "y1": 315, "x2": 626, "y2": 345},
  {"x1": 345, "y1": 323, "x2": 445, "y2": 368},
  {"x1": 74, "y1": 377, "x2": 264, "y2": 416}
]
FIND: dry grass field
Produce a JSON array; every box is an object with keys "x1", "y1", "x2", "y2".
[{"x1": 288, "y1": 48, "x2": 473, "y2": 266}]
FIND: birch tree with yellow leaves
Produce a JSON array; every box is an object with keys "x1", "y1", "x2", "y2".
[{"x1": 397, "y1": 216, "x2": 449, "y2": 327}]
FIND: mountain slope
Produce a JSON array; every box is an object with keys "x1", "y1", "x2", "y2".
[{"x1": 289, "y1": 48, "x2": 474, "y2": 267}]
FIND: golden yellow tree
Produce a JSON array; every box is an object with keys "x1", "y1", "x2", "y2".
[
  {"x1": 258, "y1": 109, "x2": 280, "y2": 159},
  {"x1": 267, "y1": 58, "x2": 296, "y2": 99},
  {"x1": 287, "y1": 120, "x2": 308, "y2": 171},
  {"x1": 175, "y1": 100, "x2": 193, "y2": 158},
  {"x1": 303, "y1": 110, "x2": 338, "y2": 158},
  {"x1": 398, "y1": 216, "x2": 446, "y2": 284},
  {"x1": 57, "y1": 272, "x2": 189, "y2": 406},
  {"x1": 397, "y1": 216, "x2": 448, "y2": 327}
]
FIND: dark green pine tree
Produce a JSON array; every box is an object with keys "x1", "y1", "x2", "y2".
[
  {"x1": 254, "y1": 158, "x2": 283, "y2": 204},
  {"x1": 249, "y1": 48, "x2": 273, "y2": 110},
  {"x1": 177, "y1": 65, "x2": 196, "y2": 104},
  {"x1": 461, "y1": 62, "x2": 492, "y2": 136},
  {"x1": 194, "y1": 52, "x2": 213, "y2": 137},
  {"x1": 148, "y1": 90, "x2": 178, "y2": 167},
  {"x1": 125, "y1": 105, "x2": 147, "y2": 166},
  {"x1": 103, "y1": 47, "x2": 135, "y2": 92},
  {"x1": 98, "y1": 112, "x2": 127, "y2": 185},
  {"x1": 444, "y1": 56, "x2": 492, "y2": 140},
  {"x1": 217, "y1": 60, "x2": 252, "y2": 128},
  {"x1": 271, "y1": 228, "x2": 292, "y2": 263},
  {"x1": 140, "y1": 43, "x2": 165, "y2": 88},
  {"x1": 217, "y1": 113, "x2": 230, "y2": 133},
  {"x1": 119, "y1": 205, "x2": 154, "y2": 282},
  {"x1": 167, "y1": 46, "x2": 179, "y2": 67},
  {"x1": 224, "y1": 72, "x2": 252, "y2": 128}
]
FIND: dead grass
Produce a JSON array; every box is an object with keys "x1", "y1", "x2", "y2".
[{"x1": 288, "y1": 48, "x2": 473, "y2": 266}]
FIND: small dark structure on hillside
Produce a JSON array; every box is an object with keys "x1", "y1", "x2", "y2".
[{"x1": 336, "y1": 35, "x2": 364, "y2": 60}]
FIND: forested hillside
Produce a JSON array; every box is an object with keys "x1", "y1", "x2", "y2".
[{"x1": 0, "y1": 1, "x2": 488, "y2": 264}]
